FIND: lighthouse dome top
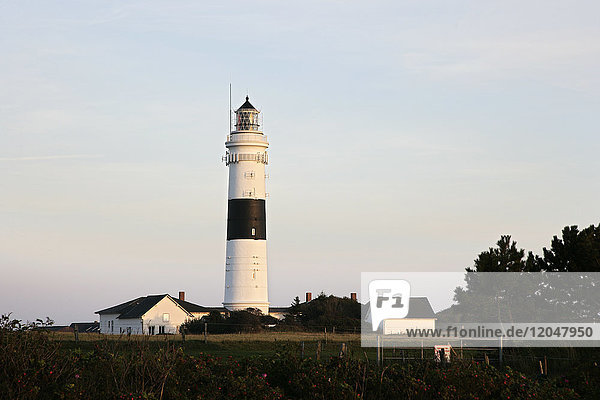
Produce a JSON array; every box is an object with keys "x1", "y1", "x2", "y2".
[
  {"x1": 234, "y1": 96, "x2": 261, "y2": 132},
  {"x1": 236, "y1": 96, "x2": 258, "y2": 112}
]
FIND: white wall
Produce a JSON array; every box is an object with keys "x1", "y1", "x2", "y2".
[
  {"x1": 383, "y1": 318, "x2": 436, "y2": 335},
  {"x1": 141, "y1": 296, "x2": 192, "y2": 335},
  {"x1": 99, "y1": 313, "x2": 118, "y2": 334},
  {"x1": 226, "y1": 133, "x2": 268, "y2": 199},
  {"x1": 99, "y1": 313, "x2": 143, "y2": 335},
  {"x1": 98, "y1": 296, "x2": 193, "y2": 335},
  {"x1": 224, "y1": 239, "x2": 269, "y2": 313}
]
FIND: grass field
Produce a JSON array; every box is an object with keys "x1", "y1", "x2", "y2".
[
  {"x1": 51, "y1": 331, "x2": 372, "y2": 360},
  {"x1": 50, "y1": 330, "x2": 360, "y2": 343},
  {"x1": 49, "y1": 330, "x2": 599, "y2": 378}
]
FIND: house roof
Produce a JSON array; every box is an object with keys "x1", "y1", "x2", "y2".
[
  {"x1": 70, "y1": 322, "x2": 100, "y2": 333},
  {"x1": 202, "y1": 306, "x2": 228, "y2": 312},
  {"x1": 39, "y1": 325, "x2": 72, "y2": 332},
  {"x1": 119, "y1": 295, "x2": 166, "y2": 319},
  {"x1": 172, "y1": 298, "x2": 217, "y2": 313},
  {"x1": 405, "y1": 297, "x2": 436, "y2": 318},
  {"x1": 96, "y1": 294, "x2": 196, "y2": 319},
  {"x1": 363, "y1": 297, "x2": 436, "y2": 319},
  {"x1": 96, "y1": 294, "x2": 284, "y2": 319},
  {"x1": 95, "y1": 296, "x2": 146, "y2": 315},
  {"x1": 268, "y1": 307, "x2": 290, "y2": 313}
]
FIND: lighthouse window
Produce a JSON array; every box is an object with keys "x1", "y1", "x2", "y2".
[{"x1": 245, "y1": 171, "x2": 255, "y2": 179}]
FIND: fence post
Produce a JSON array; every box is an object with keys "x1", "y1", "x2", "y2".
[
  {"x1": 339, "y1": 342, "x2": 347, "y2": 358},
  {"x1": 324, "y1": 327, "x2": 327, "y2": 344},
  {"x1": 74, "y1": 325, "x2": 79, "y2": 342},
  {"x1": 301, "y1": 341, "x2": 305, "y2": 359},
  {"x1": 204, "y1": 322, "x2": 208, "y2": 344},
  {"x1": 499, "y1": 336, "x2": 503, "y2": 366},
  {"x1": 377, "y1": 335, "x2": 381, "y2": 367},
  {"x1": 316, "y1": 341, "x2": 322, "y2": 361}
]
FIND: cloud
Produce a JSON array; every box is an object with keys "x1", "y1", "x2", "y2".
[{"x1": 0, "y1": 154, "x2": 103, "y2": 161}]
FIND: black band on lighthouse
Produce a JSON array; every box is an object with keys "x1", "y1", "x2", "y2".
[{"x1": 227, "y1": 199, "x2": 266, "y2": 240}]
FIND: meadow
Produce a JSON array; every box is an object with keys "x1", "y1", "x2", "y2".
[{"x1": 2, "y1": 327, "x2": 599, "y2": 399}]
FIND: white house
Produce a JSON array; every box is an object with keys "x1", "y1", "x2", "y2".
[
  {"x1": 382, "y1": 297, "x2": 436, "y2": 335},
  {"x1": 95, "y1": 294, "x2": 225, "y2": 335},
  {"x1": 364, "y1": 297, "x2": 437, "y2": 335}
]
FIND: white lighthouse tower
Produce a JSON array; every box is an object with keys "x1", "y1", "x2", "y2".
[{"x1": 223, "y1": 96, "x2": 270, "y2": 313}]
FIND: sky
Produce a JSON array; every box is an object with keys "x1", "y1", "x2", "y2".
[{"x1": 1, "y1": 1, "x2": 599, "y2": 324}]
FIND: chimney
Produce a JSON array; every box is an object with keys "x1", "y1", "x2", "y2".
[
  {"x1": 178, "y1": 291, "x2": 185, "y2": 301},
  {"x1": 305, "y1": 292, "x2": 312, "y2": 302},
  {"x1": 350, "y1": 292, "x2": 357, "y2": 301}
]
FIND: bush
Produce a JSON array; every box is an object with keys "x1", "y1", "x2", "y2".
[
  {"x1": 283, "y1": 293, "x2": 361, "y2": 331},
  {"x1": 0, "y1": 314, "x2": 592, "y2": 399},
  {"x1": 182, "y1": 309, "x2": 279, "y2": 334}
]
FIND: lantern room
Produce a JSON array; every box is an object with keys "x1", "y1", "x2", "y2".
[{"x1": 234, "y1": 96, "x2": 261, "y2": 132}]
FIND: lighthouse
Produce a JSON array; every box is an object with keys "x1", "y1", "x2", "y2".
[{"x1": 223, "y1": 96, "x2": 270, "y2": 313}]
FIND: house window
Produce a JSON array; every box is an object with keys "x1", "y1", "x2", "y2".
[
  {"x1": 251, "y1": 227, "x2": 256, "y2": 236},
  {"x1": 163, "y1": 313, "x2": 170, "y2": 322},
  {"x1": 159, "y1": 326, "x2": 165, "y2": 334}
]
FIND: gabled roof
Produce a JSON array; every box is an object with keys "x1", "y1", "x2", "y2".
[
  {"x1": 405, "y1": 297, "x2": 436, "y2": 318},
  {"x1": 118, "y1": 295, "x2": 167, "y2": 319},
  {"x1": 268, "y1": 306, "x2": 290, "y2": 313},
  {"x1": 70, "y1": 322, "x2": 100, "y2": 333},
  {"x1": 96, "y1": 294, "x2": 195, "y2": 319},
  {"x1": 172, "y1": 298, "x2": 215, "y2": 313},
  {"x1": 237, "y1": 96, "x2": 257, "y2": 111},
  {"x1": 39, "y1": 325, "x2": 72, "y2": 332},
  {"x1": 363, "y1": 297, "x2": 436, "y2": 319},
  {"x1": 95, "y1": 296, "x2": 149, "y2": 315}
]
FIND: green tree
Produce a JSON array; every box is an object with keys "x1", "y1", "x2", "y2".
[
  {"x1": 443, "y1": 224, "x2": 600, "y2": 323},
  {"x1": 284, "y1": 294, "x2": 360, "y2": 331},
  {"x1": 467, "y1": 235, "x2": 541, "y2": 272},
  {"x1": 291, "y1": 296, "x2": 300, "y2": 307},
  {"x1": 541, "y1": 225, "x2": 600, "y2": 272}
]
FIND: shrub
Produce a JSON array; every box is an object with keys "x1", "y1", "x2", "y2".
[{"x1": 0, "y1": 314, "x2": 591, "y2": 399}]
